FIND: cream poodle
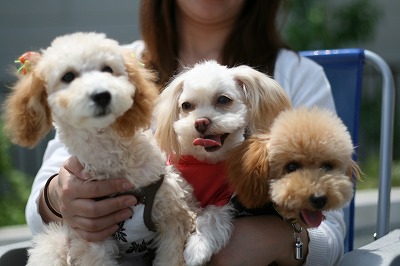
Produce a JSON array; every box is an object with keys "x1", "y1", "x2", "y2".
[
  {"x1": 3, "y1": 32, "x2": 201, "y2": 266},
  {"x1": 154, "y1": 60, "x2": 292, "y2": 265},
  {"x1": 227, "y1": 107, "x2": 361, "y2": 229}
]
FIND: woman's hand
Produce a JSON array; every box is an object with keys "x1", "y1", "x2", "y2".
[
  {"x1": 208, "y1": 215, "x2": 308, "y2": 266},
  {"x1": 42, "y1": 156, "x2": 137, "y2": 242}
]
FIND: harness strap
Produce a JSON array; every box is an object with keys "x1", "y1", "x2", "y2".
[
  {"x1": 94, "y1": 175, "x2": 165, "y2": 232},
  {"x1": 140, "y1": 175, "x2": 164, "y2": 232}
]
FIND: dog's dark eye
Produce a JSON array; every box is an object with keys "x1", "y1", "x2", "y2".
[
  {"x1": 321, "y1": 162, "x2": 333, "y2": 171},
  {"x1": 216, "y1": 95, "x2": 232, "y2": 105},
  {"x1": 181, "y1": 102, "x2": 194, "y2": 111},
  {"x1": 61, "y1": 72, "x2": 76, "y2": 83},
  {"x1": 102, "y1": 66, "x2": 113, "y2": 74},
  {"x1": 285, "y1": 162, "x2": 301, "y2": 173}
]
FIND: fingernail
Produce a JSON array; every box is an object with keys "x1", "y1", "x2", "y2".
[
  {"x1": 122, "y1": 181, "x2": 133, "y2": 190},
  {"x1": 125, "y1": 197, "x2": 136, "y2": 207},
  {"x1": 121, "y1": 209, "x2": 133, "y2": 220},
  {"x1": 80, "y1": 171, "x2": 92, "y2": 181},
  {"x1": 111, "y1": 225, "x2": 119, "y2": 234}
]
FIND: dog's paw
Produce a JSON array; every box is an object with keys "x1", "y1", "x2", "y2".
[
  {"x1": 184, "y1": 205, "x2": 234, "y2": 266},
  {"x1": 184, "y1": 232, "x2": 213, "y2": 266}
]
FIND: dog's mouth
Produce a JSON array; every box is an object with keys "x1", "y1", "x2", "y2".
[
  {"x1": 299, "y1": 209, "x2": 325, "y2": 228},
  {"x1": 192, "y1": 133, "x2": 229, "y2": 152},
  {"x1": 94, "y1": 107, "x2": 111, "y2": 117}
]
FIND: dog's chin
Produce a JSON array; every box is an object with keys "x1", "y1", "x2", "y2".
[
  {"x1": 64, "y1": 112, "x2": 118, "y2": 130},
  {"x1": 93, "y1": 106, "x2": 112, "y2": 117},
  {"x1": 186, "y1": 146, "x2": 229, "y2": 164}
]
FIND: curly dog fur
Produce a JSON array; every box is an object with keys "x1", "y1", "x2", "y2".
[
  {"x1": 227, "y1": 107, "x2": 361, "y2": 228},
  {"x1": 3, "y1": 32, "x2": 200, "y2": 266},
  {"x1": 154, "y1": 60, "x2": 291, "y2": 265}
]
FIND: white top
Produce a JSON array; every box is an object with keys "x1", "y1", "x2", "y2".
[{"x1": 26, "y1": 41, "x2": 343, "y2": 265}]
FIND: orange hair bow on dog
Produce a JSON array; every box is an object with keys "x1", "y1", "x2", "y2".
[{"x1": 15, "y1": 52, "x2": 40, "y2": 75}]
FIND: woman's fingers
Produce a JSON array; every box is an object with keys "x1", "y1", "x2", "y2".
[
  {"x1": 69, "y1": 195, "x2": 137, "y2": 218},
  {"x1": 71, "y1": 208, "x2": 133, "y2": 242},
  {"x1": 73, "y1": 224, "x2": 119, "y2": 242},
  {"x1": 63, "y1": 156, "x2": 85, "y2": 179},
  {"x1": 61, "y1": 157, "x2": 135, "y2": 199},
  {"x1": 60, "y1": 193, "x2": 136, "y2": 242},
  {"x1": 55, "y1": 156, "x2": 138, "y2": 242},
  {"x1": 72, "y1": 207, "x2": 133, "y2": 232},
  {"x1": 62, "y1": 176, "x2": 135, "y2": 200}
]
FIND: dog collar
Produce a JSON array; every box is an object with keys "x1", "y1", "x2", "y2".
[{"x1": 272, "y1": 203, "x2": 304, "y2": 260}]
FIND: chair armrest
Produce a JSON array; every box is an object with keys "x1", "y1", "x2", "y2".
[
  {"x1": 0, "y1": 240, "x2": 31, "y2": 266},
  {"x1": 339, "y1": 229, "x2": 400, "y2": 266}
]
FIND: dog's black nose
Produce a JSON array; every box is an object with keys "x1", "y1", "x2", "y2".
[
  {"x1": 309, "y1": 195, "x2": 327, "y2": 209},
  {"x1": 91, "y1": 91, "x2": 111, "y2": 108},
  {"x1": 195, "y1": 118, "x2": 211, "y2": 134}
]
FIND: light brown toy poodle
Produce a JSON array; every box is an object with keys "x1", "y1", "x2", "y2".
[{"x1": 227, "y1": 107, "x2": 361, "y2": 228}]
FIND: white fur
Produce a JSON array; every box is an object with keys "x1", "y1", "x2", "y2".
[
  {"x1": 156, "y1": 60, "x2": 291, "y2": 163},
  {"x1": 184, "y1": 205, "x2": 234, "y2": 266},
  {"x1": 155, "y1": 61, "x2": 291, "y2": 265},
  {"x1": 5, "y1": 32, "x2": 199, "y2": 266}
]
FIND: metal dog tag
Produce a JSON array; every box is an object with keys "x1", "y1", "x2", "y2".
[{"x1": 294, "y1": 237, "x2": 303, "y2": 260}]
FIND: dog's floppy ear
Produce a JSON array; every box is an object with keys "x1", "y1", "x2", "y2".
[
  {"x1": 347, "y1": 159, "x2": 362, "y2": 182},
  {"x1": 230, "y1": 66, "x2": 291, "y2": 133},
  {"x1": 115, "y1": 51, "x2": 159, "y2": 137},
  {"x1": 154, "y1": 75, "x2": 184, "y2": 157},
  {"x1": 2, "y1": 53, "x2": 52, "y2": 148},
  {"x1": 227, "y1": 135, "x2": 271, "y2": 208}
]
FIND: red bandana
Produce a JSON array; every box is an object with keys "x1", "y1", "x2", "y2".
[{"x1": 168, "y1": 155, "x2": 234, "y2": 208}]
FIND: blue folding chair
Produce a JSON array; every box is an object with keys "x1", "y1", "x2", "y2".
[{"x1": 300, "y1": 49, "x2": 395, "y2": 253}]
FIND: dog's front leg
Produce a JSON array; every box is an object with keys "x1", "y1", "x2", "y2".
[
  {"x1": 152, "y1": 210, "x2": 195, "y2": 266},
  {"x1": 68, "y1": 236, "x2": 119, "y2": 266},
  {"x1": 184, "y1": 205, "x2": 234, "y2": 266}
]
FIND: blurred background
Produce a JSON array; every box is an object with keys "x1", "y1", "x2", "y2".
[{"x1": 0, "y1": 0, "x2": 398, "y2": 247}]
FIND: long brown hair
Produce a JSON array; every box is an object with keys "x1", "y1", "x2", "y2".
[{"x1": 140, "y1": 0, "x2": 289, "y2": 89}]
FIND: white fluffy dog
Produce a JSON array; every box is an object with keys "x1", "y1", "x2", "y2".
[
  {"x1": 155, "y1": 60, "x2": 292, "y2": 265},
  {"x1": 3, "y1": 32, "x2": 201, "y2": 266}
]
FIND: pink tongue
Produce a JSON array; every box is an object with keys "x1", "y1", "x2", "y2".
[
  {"x1": 301, "y1": 209, "x2": 323, "y2": 228},
  {"x1": 193, "y1": 136, "x2": 221, "y2": 147}
]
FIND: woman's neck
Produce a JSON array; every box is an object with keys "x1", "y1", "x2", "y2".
[{"x1": 176, "y1": 11, "x2": 236, "y2": 67}]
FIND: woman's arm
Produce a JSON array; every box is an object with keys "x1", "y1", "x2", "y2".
[
  {"x1": 274, "y1": 49, "x2": 336, "y2": 112},
  {"x1": 306, "y1": 210, "x2": 346, "y2": 265},
  {"x1": 26, "y1": 135, "x2": 70, "y2": 234},
  {"x1": 209, "y1": 210, "x2": 345, "y2": 266},
  {"x1": 209, "y1": 215, "x2": 308, "y2": 266},
  {"x1": 26, "y1": 135, "x2": 137, "y2": 242}
]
